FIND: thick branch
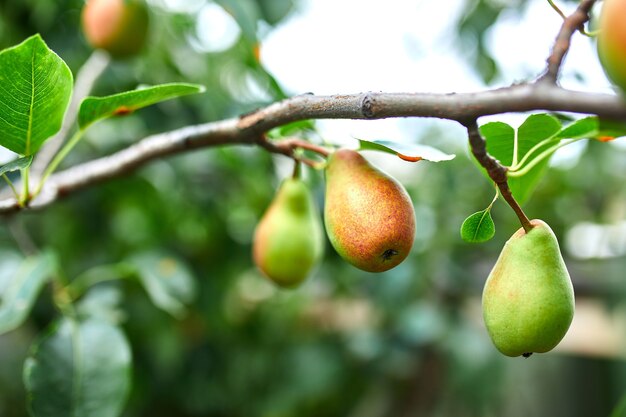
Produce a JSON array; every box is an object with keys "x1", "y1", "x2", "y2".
[
  {"x1": 464, "y1": 121, "x2": 533, "y2": 232},
  {"x1": 1, "y1": 83, "x2": 626, "y2": 215},
  {"x1": 540, "y1": 0, "x2": 597, "y2": 83}
]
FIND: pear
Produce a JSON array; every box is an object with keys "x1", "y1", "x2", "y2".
[
  {"x1": 253, "y1": 178, "x2": 324, "y2": 288},
  {"x1": 597, "y1": 0, "x2": 626, "y2": 92},
  {"x1": 482, "y1": 219, "x2": 575, "y2": 357},
  {"x1": 324, "y1": 149, "x2": 415, "y2": 272}
]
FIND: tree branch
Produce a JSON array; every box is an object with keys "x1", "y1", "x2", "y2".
[
  {"x1": 540, "y1": 0, "x2": 598, "y2": 83},
  {"x1": 0, "y1": 82, "x2": 625, "y2": 215}
]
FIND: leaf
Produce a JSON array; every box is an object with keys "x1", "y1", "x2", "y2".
[
  {"x1": 0, "y1": 251, "x2": 56, "y2": 334},
  {"x1": 460, "y1": 210, "x2": 496, "y2": 243},
  {"x1": 557, "y1": 116, "x2": 598, "y2": 140},
  {"x1": 478, "y1": 114, "x2": 562, "y2": 205},
  {"x1": 0, "y1": 34, "x2": 73, "y2": 155},
  {"x1": 214, "y1": 0, "x2": 259, "y2": 42},
  {"x1": 596, "y1": 118, "x2": 626, "y2": 141},
  {"x1": 557, "y1": 116, "x2": 626, "y2": 142},
  {"x1": 23, "y1": 318, "x2": 131, "y2": 417},
  {"x1": 129, "y1": 252, "x2": 197, "y2": 318},
  {"x1": 78, "y1": 83, "x2": 205, "y2": 129},
  {"x1": 0, "y1": 155, "x2": 33, "y2": 176},
  {"x1": 357, "y1": 139, "x2": 455, "y2": 162}
]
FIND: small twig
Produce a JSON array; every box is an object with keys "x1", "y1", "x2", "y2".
[
  {"x1": 464, "y1": 120, "x2": 533, "y2": 232},
  {"x1": 540, "y1": 0, "x2": 598, "y2": 83}
]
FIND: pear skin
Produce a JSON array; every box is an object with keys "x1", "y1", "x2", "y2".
[
  {"x1": 82, "y1": 0, "x2": 149, "y2": 58},
  {"x1": 324, "y1": 149, "x2": 415, "y2": 272},
  {"x1": 482, "y1": 219, "x2": 575, "y2": 357},
  {"x1": 253, "y1": 178, "x2": 324, "y2": 288},
  {"x1": 597, "y1": 0, "x2": 626, "y2": 92}
]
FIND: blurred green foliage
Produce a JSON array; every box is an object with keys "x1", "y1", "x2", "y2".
[{"x1": 0, "y1": 1, "x2": 625, "y2": 416}]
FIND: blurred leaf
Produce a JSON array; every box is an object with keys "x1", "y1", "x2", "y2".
[
  {"x1": 357, "y1": 139, "x2": 455, "y2": 162},
  {"x1": 460, "y1": 210, "x2": 495, "y2": 243},
  {"x1": 267, "y1": 119, "x2": 316, "y2": 139},
  {"x1": 77, "y1": 286, "x2": 126, "y2": 324},
  {"x1": 129, "y1": 252, "x2": 197, "y2": 318},
  {"x1": 0, "y1": 251, "x2": 56, "y2": 334},
  {"x1": 24, "y1": 318, "x2": 131, "y2": 417},
  {"x1": 0, "y1": 155, "x2": 33, "y2": 176},
  {"x1": 256, "y1": 0, "x2": 294, "y2": 25},
  {"x1": 214, "y1": 0, "x2": 259, "y2": 42},
  {"x1": 0, "y1": 34, "x2": 72, "y2": 155},
  {"x1": 78, "y1": 83, "x2": 205, "y2": 129},
  {"x1": 596, "y1": 118, "x2": 626, "y2": 140}
]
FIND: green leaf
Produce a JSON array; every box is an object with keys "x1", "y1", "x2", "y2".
[
  {"x1": 478, "y1": 114, "x2": 562, "y2": 205},
  {"x1": 460, "y1": 210, "x2": 496, "y2": 243},
  {"x1": 596, "y1": 118, "x2": 626, "y2": 140},
  {"x1": 24, "y1": 318, "x2": 131, "y2": 417},
  {"x1": 0, "y1": 155, "x2": 34, "y2": 177},
  {"x1": 0, "y1": 34, "x2": 73, "y2": 155},
  {"x1": 557, "y1": 116, "x2": 599, "y2": 140},
  {"x1": 557, "y1": 116, "x2": 626, "y2": 141},
  {"x1": 0, "y1": 251, "x2": 56, "y2": 334},
  {"x1": 357, "y1": 139, "x2": 456, "y2": 162},
  {"x1": 129, "y1": 252, "x2": 197, "y2": 318},
  {"x1": 509, "y1": 114, "x2": 562, "y2": 204},
  {"x1": 78, "y1": 83, "x2": 205, "y2": 129}
]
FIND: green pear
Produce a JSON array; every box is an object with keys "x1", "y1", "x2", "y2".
[
  {"x1": 482, "y1": 219, "x2": 575, "y2": 357},
  {"x1": 324, "y1": 149, "x2": 415, "y2": 272},
  {"x1": 253, "y1": 178, "x2": 324, "y2": 288}
]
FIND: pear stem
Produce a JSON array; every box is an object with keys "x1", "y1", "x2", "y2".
[
  {"x1": 465, "y1": 121, "x2": 534, "y2": 233},
  {"x1": 291, "y1": 160, "x2": 302, "y2": 179}
]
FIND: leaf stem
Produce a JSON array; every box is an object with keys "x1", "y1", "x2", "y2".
[
  {"x1": 66, "y1": 263, "x2": 136, "y2": 301},
  {"x1": 35, "y1": 129, "x2": 85, "y2": 197},
  {"x1": 547, "y1": 0, "x2": 567, "y2": 20},
  {"x1": 2, "y1": 174, "x2": 19, "y2": 200},
  {"x1": 508, "y1": 138, "x2": 585, "y2": 178},
  {"x1": 19, "y1": 167, "x2": 29, "y2": 206},
  {"x1": 509, "y1": 135, "x2": 561, "y2": 171}
]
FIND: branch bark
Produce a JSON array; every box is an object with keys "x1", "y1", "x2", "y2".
[
  {"x1": 540, "y1": 0, "x2": 598, "y2": 83},
  {"x1": 1, "y1": 81, "x2": 625, "y2": 215}
]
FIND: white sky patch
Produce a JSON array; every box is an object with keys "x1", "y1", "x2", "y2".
[{"x1": 191, "y1": 3, "x2": 241, "y2": 53}]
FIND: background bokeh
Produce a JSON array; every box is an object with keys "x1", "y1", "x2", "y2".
[{"x1": 0, "y1": 0, "x2": 625, "y2": 416}]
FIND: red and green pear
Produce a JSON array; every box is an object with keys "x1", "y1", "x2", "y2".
[
  {"x1": 324, "y1": 149, "x2": 415, "y2": 272},
  {"x1": 597, "y1": 0, "x2": 626, "y2": 92},
  {"x1": 82, "y1": 0, "x2": 149, "y2": 58}
]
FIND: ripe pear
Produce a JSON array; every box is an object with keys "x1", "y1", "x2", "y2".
[
  {"x1": 253, "y1": 178, "x2": 324, "y2": 288},
  {"x1": 482, "y1": 219, "x2": 575, "y2": 357},
  {"x1": 597, "y1": 0, "x2": 626, "y2": 92},
  {"x1": 324, "y1": 149, "x2": 416, "y2": 272},
  {"x1": 82, "y1": 0, "x2": 149, "y2": 58}
]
